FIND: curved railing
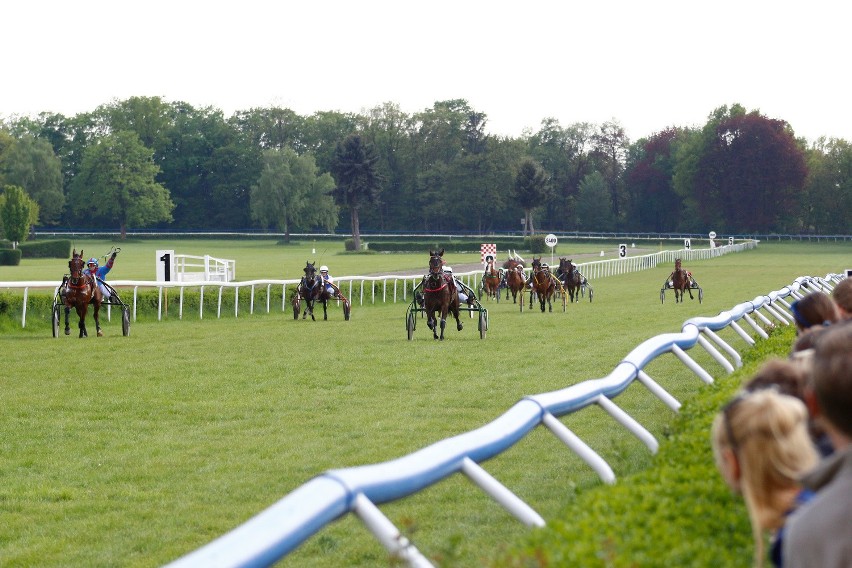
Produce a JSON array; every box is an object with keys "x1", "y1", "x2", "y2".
[{"x1": 166, "y1": 272, "x2": 842, "y2": 568}]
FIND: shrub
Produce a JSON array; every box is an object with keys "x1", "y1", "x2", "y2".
[
  {"x1": 525, "y1": 235, "x2": 547, "y2": 253},
  {"x1": 19, "y1": 239, "x2": 72, "y2": 259},
  {"x1": 0, "y1": 248, "x2": 22, "y2": 265}
]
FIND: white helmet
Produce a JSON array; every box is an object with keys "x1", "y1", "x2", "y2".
[
  {"x1": 443, "y1": 266, "x2": 453, "y2": 274},
  {"x1": 320, "y1": 265, "x2": 329, "y2": 272}
]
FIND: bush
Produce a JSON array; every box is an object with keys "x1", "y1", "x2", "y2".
[
  {"x1": 496, "y1": 326, "x2": 797, "y2": 568},
  {"x1": 525, "y1": 235, "x2": 547, "y2": 253},
  {"x1": 0, "y1": 248, "x2": 22, "y2": 265},
  {"x1": 19, "y1": 239, "x2": 72, "y2": 259}
]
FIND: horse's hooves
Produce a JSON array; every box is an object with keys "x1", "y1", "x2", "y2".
[
  {"x1": 97, "y1": 330, "x2": 104, "y2": 337},
  {"x1": 64, "y1": 328, "x2": 70, "y2": 335},
  {"x1": 457, "y1": 323, "x2": 463, "y2": 331}
]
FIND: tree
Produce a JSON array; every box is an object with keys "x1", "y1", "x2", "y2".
[
  {"x1": 250, "y1": 147, "x2": 337, "y2": 242},
  {"x1": 592, "y1": 120, "x2": 629, "y2": 226},
  {"x1": 67, "y1": 131, "x2": 174, "y2": 238},
  {"x1": 329, "y1": 134, "x2": 383, "y2": 250},
  {"x1": 1, "y1": 185, "x2": 38, "y2": 246},
  {"x1": 513, "y1": 158, "x2": 550, "y2": 235},
  {"x1": 624, "y1": 128, "x2": 688, "y2": 231},
  {"x1": 801, "y1": 138, "x2": 852, "y2": 233},
  {"x1": 575, "y1": 172, "x2": 615, "y2": 231},
  {"x1": 0, "y1": 135, "x2": 64, "y2": 224}
]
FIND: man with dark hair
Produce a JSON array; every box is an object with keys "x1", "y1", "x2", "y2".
[
  {"x1": 784, "y1": 322, "x2": 852, "y2": 567},
  {"x1": 831, "y1": 277, "x2": 852, "y2": 319}
]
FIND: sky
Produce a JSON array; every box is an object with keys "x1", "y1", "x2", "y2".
[{"x1": 4, "y1": 1, "x2": 850, "y2": 143}]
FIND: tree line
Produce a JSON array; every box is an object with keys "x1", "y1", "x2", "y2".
[{"x1": 1, "y1": 97, "x2": 849, "y2": 246}]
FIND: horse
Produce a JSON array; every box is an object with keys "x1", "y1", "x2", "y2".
[
  {"x1": 529, "y1": 256, "x2": 556, "y2": 312},
  {"x1": 670, "y1": 258, "x2": 694, "y2": 303},
  {"x1": 481, "y1": 256, "x2": 501, "y2": 301},
  {"x1": 505, "y1": 265, "x2": 526, "y2": 304},
  {"x1": 501, "y1": 251, "x2": 525, "y2": 300},
  {"x1": 557, "y1": 257, "x2": 583, "y2": 303},
  {"x1": 295, "y1": 261, "x2": 330, "y2": 320},
  {"x1": 422, "y1": 249, "x2": 462, "y2": 340},
  {"x1": 62, "y1": 249, "x2": 103, "y2": 337}
]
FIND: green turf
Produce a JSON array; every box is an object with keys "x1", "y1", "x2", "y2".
[{"x1": 0, "y1": 240, "x2": 847, "y2": 567}]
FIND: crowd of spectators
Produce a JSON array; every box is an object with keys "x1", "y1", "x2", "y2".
[{"x1": 711, "y1": 277, "x2": 852, "y2": 568}]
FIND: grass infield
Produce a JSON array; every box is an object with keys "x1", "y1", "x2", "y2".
[{"x1": 0, "y1": 240, "x2": 847, "y2": 567}]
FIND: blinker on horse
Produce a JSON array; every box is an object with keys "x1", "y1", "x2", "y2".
[{"x1": 63, "y1": 249, "x2": 103, "y2": 337}]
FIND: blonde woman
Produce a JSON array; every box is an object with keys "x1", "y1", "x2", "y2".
[{"x1": 711, "y1": 389, "x2": 819, "y2": 567}]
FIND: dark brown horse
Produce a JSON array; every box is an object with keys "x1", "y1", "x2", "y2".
[
  {"x1": 529, "y1": 256, "x2": 556, "y2": 312},
  {"x1": 501, "y1": 252, "x2": 525, "y2": 301},
  {"x1": 63, "y1": 249, "x2": 103, "y2": 337},
  {"x1": 671, "y1": 258, "x2": 694, "y2": 303},
  {"x1": 481, "y1": 256, "x2": 501, "y2": 301},
  {"x1": 558, "y1": 257, "x2": 583, "y2": 303},
  {"x1": 294, "y1": 261, "x2": 329, "y2": 320},
  {"x1": 423, "y1": 249, "x2": 462, "y2": 340}
]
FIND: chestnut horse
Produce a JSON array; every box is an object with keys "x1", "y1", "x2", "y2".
[
  {"x1": 481, "y1": 256, "x2": 501, "y2": 301},
  {"x1": 62, "y1": 249, "x2": 103, "y2": 337},
  {"x1": 505, "y1": 265, "x2": 526, "y2": 305},
  {"x1": 423, "y1": 249, "x2": 462, "y2": 340},
  {"x1": 529, "y1": 256, "x2": 556, "y2": 312},
  {"x1": 671, "y1": 258, "x2": 694, "y2": 303},
  {"x1": 557, "y1": 257, "x2": 583, "y2": 303}
]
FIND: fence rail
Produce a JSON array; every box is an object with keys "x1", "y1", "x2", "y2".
[
  {"x1": 164, "y1": 272, "x2": 842, "y2": 567},
  {"x1": 1, "y1": 242, "x2": 755, "y2": 328}
]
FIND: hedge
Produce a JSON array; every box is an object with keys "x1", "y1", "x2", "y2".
[
  {"x1": 495, "y1": 325, "x2": 797, "y2": 568},
  {"x1": 0, "y1": 248, "x2": 22, "y2": 266},
  {"x1": 19, "y1": 239, "x2": 72, "y2": 259}
]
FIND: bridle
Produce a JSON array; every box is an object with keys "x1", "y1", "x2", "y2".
[
  {"x1": 425, "y1": 254, "x2": 448, "y2": 291},
  {"x1": 67, "y1": 256, "x2": 89, "y2": 290}
]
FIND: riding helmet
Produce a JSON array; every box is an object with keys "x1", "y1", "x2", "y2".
[
  {"x1": 320, "y1": 265, "x2": 329, "y2": 272},
  {"x1": 87, "y1": 258, "x2": 99, "y2": 267}
]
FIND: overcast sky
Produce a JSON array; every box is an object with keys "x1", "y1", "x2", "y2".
[{"x1": 4, "y1": 1, "x2": 850, "y2": 143}]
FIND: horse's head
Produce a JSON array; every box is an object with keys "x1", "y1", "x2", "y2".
[
  {"x1": 304, "y1": 261, "x2": 317, "y2": 284},
  {"x1": 69, "y1": 249, "x2": 85, "y2": 279},
  {"x1": 428, "y1": 248, "x2": 445, "y2": 275},
  {"x1": 675, "y1": 258, "x2": 682, "y2": 270},
  {"x1": 531, "y1": 256, "x2": 543, "y2": 273}
]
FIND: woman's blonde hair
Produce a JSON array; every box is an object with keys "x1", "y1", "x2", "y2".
[{"x1": 711, "y1": 389, "x2": 818, "y2": 567}]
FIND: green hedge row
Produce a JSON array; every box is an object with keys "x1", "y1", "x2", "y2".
[
  {"x1": 0, "y1": 249, "x2": 22, "y2": 266},
  {"x1": 18, "y1": 239, "x2": 72, "y2": 259},
  {"x1": 497, "y1": 325, "x2": 796, "y2": 568}
]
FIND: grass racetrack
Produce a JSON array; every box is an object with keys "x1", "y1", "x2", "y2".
[{"x1": 0, "y1": 239, "x2": 848, "y2": 567}]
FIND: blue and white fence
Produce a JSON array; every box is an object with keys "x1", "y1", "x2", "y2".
[
  {"x1": 1, "y1": 242, "x2": 755, "y2": 328},
  {"x1": 164, "y1": 272, "x2": 843, "y2": 568}
]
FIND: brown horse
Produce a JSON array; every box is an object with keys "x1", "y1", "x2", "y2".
[
  {"x1": 671, "y1": 258, "x2": 694, "y2": 303},
  {"x1": 423, "y1": 249, "x2": 462, "y2": 340},
  {"x1": 529, "y1": 256, "x2": 556, "y2": 312},
  {"x1": 293, "y1": 261, "x2": 329, "y2": 320},
  {"x1": 501, "y1": 252, "x2": 524, "y2": 301},
  {"x1": 481, "y1": 256, "x2": 501, "y2": 301},
  {"x1": 505, "y1": 265, "x2": 526, "y2": 306},
  {"x1": 558, "y1": 257, "x2": 583, "y2": 303},
  {"x1": 62, "y1": 249, "x2": 103, "y2": 337}
]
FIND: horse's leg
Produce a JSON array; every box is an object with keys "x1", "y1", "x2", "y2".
[
  {"x1": 64, "y1": 305, "x2": 71, "y2": 335},
  {"x1": 322, "y1": 298, "x2": 328, "y2": 320},
  {"x1": 77, "y1": 305, "x2": 87, "y2": 338}
]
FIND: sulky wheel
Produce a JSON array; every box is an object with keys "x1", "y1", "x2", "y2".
[
  {"x1": 478, "y1": 311, "x2": 487, "y2": 339},
  {"x1": 52, "y1": 304, "x2": 60, "y2": 338},
  {"x1": 406, "y1": 311, "x2": 415, "y2": 340},
  {"x1": 122, "y1": 307, "x2": 131, "y2": 336}
]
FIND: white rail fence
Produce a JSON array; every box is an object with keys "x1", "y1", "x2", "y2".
[
  {"x1": 165, "y1": 272, "x2": 843, "y2": 567},
  {"x1": 1, "y1": 242, "x2": 755, "y2": 328}
]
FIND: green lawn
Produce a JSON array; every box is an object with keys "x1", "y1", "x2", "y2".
[{"x1": 0, "y1": 240, "x2": 847, "y2": 567}]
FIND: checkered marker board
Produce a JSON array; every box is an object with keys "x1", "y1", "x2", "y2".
[{"x1": 481, "y1": 243, "x2": 497, "y2": 265}]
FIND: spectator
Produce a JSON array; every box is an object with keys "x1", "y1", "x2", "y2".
[
  {"x1": 712, "y1": 389, "x2": 819, "y2": 568},
  {"x1": 745, "y1": 359, "x2": 833, "y2": 457},
  {"x1": 789, "y1": 292, "x2": 839, "y2": 335},
  {"x1": 784, "y1": 323, "x2": 852, "y2": 568},
  {"x1": 830, "y1": 277, "x2": 852, "y2": 319}
]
